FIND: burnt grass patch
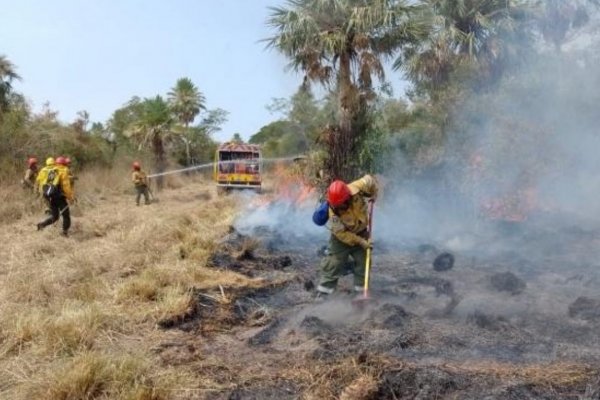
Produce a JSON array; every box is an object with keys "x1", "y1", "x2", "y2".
[
  {"x1": 366, "y1": 303, "x2": 411, "y2": 329},
  {"x1": 157, "y1": 283, "x2": 290, "y2": 334},
  {"x1": 247, "y1": 316, "x2": 285, "y2": 346},
  {"x1": 490, "y1": 271, "x2": 527, "y2": 295},
  {"x1": 467, "y1": 310, "x2": 512, "y2": 331},
  {"x1": 569, "y1": 296, "x2": 600, "y2": 321},
  {"x1": 218, "y1": 382, "x2": 300, "y2": 400},
  {"x1": 433, "y1": 252, "x2": 455, "y2": 271},
  {"x1": 157, "y1": 226, "x2": 600, "y2": 398},
  {"x1": 398, "y1": 276, "x2": 455, "y2": 297},
  {"x1": 207, "y1": 228, "x2": 295, "y2": 277},
  {"x1": 290, "y1": 305, "x2": 421, "y2": 362}
]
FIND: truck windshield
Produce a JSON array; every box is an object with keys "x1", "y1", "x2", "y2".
[{"x1": 218, "y1": 152, "x2": 260, "y2": 174}]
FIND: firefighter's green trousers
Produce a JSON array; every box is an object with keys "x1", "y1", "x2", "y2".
[{"x1": 317, "y1": 234, "x2": 366, "y2": 294}]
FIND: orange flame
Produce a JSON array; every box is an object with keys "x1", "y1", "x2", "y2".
[{"x1": 252, "y1": 163, "x2": 317, "y2": 208}]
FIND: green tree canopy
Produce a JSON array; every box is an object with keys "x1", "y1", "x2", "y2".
[
  {"x1": 0, "y1": 55, "x2": 21, "y2": 116},
  {"x1": 266, "y1": 0, "x2": 428, "y2": 179},
  {"x1": 168, "y1": 77, "x2": 206, "y2": 127}
]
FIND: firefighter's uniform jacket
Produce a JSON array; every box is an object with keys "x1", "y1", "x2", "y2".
[
  {"x1": 132, "y1": 170, "x2": 148, "y2": 187},
  {"x1": 36, "y1": 165, "x2": 74, "y2": 201},
  {"x1": 132, "y1": 170, "x2": 150, "y2": 205},
  {"x1": 23, "y1": 167, "x2": 38, "y2": 189},
  {"x1": 55, "y1": 165, "x2": 74, "y2": 201},
  {"x1": 318, "y1": 175, "x2": 378, "y2": 294},
  {"x1": 328, "y1": 174, "x2": 378, "y2": 247}
]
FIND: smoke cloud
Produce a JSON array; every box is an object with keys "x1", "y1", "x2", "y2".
[{"x1": 376, "y1": 29, "x2": 600, "y2": 264}]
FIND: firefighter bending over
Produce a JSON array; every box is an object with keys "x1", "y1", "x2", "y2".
[{"x1": 316, "y1": 175, "x2": 378, "y2": 297}]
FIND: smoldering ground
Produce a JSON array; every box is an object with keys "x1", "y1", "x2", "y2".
[
  {"x1": 372, "y1": 39, "x2": 600, "y2": 330},
  {"x1": 227, "y1": 24, "x2": 600, "y2": 370}
]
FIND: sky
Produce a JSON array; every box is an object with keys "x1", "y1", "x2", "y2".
[{"x1": 0, "y1": 0, "x2": 310, "y2": 142}]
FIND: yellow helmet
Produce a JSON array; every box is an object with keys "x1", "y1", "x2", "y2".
[{"x1": 45, "y1": 157, "x2": 55, "y2": 166}]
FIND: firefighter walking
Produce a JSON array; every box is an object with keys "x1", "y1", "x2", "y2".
[
  {"x1": 132, "y1": 161, "x2": 150, "y2": 206},
  {"x1": 21, "y1": 157, "x2": 39, "y2": 191},
  {"x1": 64, "y1": 157, "x2": 77, "y2": 187},
  {"x1": 316, "y1": 175, "x2": 378, "y2": 297},
  {"x1": 36, "y1": 156, "x2": 74, "y2": 236}
]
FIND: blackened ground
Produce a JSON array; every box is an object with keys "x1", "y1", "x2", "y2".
[{"x1": 156, "y1": 225, "x2": 600, "y2": 399}]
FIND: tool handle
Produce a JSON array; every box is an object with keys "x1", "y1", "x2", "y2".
[
  {"x1": 367, "y1": 200, "x2": 374, "y2": 237},
  {"x1": 363, "y1": 247, "x2": 371, "y2": 297},
  {"x1": 363, "y1": 201, "x2": 374, "y2": 297}
]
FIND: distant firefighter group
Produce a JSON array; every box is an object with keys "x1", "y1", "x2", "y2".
[
  {"x1": 21, "y1": 158, "x2": 152, "y2": 237},
  {"x1": 22, "y1": 156, "x2": 75, "y2": 237}
]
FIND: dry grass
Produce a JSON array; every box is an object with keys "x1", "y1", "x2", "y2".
[
  {"x1": 0, "y1": 169, "x2": 257, "y2": 399},
  {"x1": 234, "y1": 237, "x2": 260, "y2": 261},
  {"x1": 0, "y1": 302, "x2": 113, "y2": 357},
  {"x1": 273, "y1": 355, "x2": 596, "y2": 399},
  {"x1": 441, "y1": 360, "x2": 596, "y2": 387},
  {"x1": 338, "y1": 374, "x2": 379, "y2": 400},
  {"x1": 0, "y1": 186, "x2": 43, "y2": 223},
  {"x1": 27, "y1": 351, "x2": 171, "y2": 400}
]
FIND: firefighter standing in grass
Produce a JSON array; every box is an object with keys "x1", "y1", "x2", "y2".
[
  {"x1": 36, "y1": 156, "x2": 74, "y2": 236},
  {"x1": 316, "y1": 175, "x2": 378, "y2": 297},
  {"x1": 21, "y1": 157, "x2": 38, "y2": 191},
  {"x1": 131, "y1": 161, "x2": 150, "y2": 206}
]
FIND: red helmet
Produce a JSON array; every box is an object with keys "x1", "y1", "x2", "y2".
[
  {"x1": 132, "y1": 161, "x2": 141, "y2": 170},
  {"x1": 56, "y1": 156, "x2": 67, "y2": 165},
  {"x1": 327, "y1": 180, "x2": 351, "y2": 207},
  {"x1": 65, "y1": 157, "x2": 72, "y2": 165},
  {"x1": 27, "y1": 157, "x2": 38, "y2": 167}
]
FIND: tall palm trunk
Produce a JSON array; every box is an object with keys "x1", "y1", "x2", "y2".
[
  {"x1": 183, "y1": 122, "x2": 192, "y2": 167},
  {"x1": 152, "y1": 134, "x2": 166, "y2": 190},
  {"x1": 329, "y1": 50, "x2": 357, "y2": 181}
]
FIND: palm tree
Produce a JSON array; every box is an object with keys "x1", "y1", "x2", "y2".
[
  {"x1": 266, "y1": 0, "x2": 427, "y2": 179},
  {"x1": 0, "y1": 55, "x2": 21, "y2": 116},
  {"x1": 399, "y1": 0, "x2": 531, "y2": 96},
  {"x1": 168, "y1": 77, "x2": 205, "y2": 127},
  {"x1": 538, "y1": 0, "x2": 597, "y2": 51},
  {"x1": 126, "y1": 96, "x2": 174, "y2": 188},
  {"x1": 168, "y1": 78, "x2": 206, "y2": 166}
]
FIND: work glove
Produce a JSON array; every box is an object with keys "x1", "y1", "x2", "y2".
[{"x1": 359, "y1": 238, "x2": 374, "y2": 250}]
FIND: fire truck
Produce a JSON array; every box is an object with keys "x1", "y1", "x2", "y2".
[{"x1": 213, "y1": 142, "x2": 262, "y2": 192}]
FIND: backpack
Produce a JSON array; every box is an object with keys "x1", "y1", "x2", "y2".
[{"x1": 42, "y1": 168, "x2": 62, "y2": 199}]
